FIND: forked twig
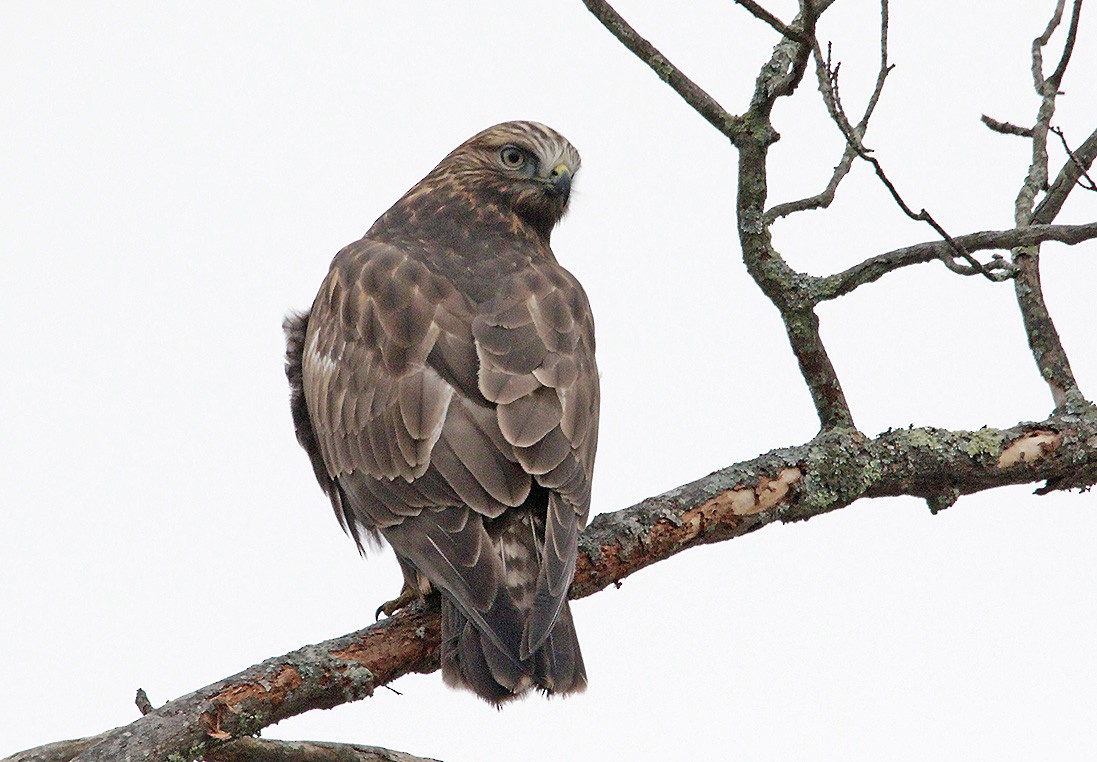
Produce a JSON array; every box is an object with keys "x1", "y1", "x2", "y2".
[
  {"x1": 766, "y1": 3, "x2": 893, "y2": 223},
  {"x1": 816, "y1": 36, "x2": 1014, "y2": 281}
]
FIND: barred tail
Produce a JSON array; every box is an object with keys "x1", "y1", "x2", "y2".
[{"x1": 440, "y1": 596, "x2": 586, "y2": 705}]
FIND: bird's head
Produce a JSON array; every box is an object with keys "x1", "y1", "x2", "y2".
[{"x1": 438, "y1": 121, "x2": 581, "y2": 240}]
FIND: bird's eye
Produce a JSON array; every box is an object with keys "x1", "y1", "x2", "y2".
[{"x1": 499, "y1": 146, "x2": 525, "y2": 169}]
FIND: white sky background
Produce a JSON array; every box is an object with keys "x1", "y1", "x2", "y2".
[{"x1": 2, "y1": 1, "x2": 1096, "y2": 759}]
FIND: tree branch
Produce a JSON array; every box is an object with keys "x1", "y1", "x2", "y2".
[
  {"x1": 1033, "y1": 127, "x2": 1097, "y2": 223},
  {"x1": 579, "y1": 0, "x2": 746, "y2": 142},
  {"x1": 811, "y1": 222, "x2": 1097, "y2": 301},
  {"x1": 49, "y1": 612, "x2": 442, "y2": 762},
  {"x1": 1012, "y1": 248, "x2": 1081, "y2": 408},
  {"x1": 1012, "y1": 0, "x2": 1089, "y2": 409},
  {"x1": 733, "y1": 1, "x2": 857, "y2": 431},
  {"x1": 6, "y1": 737, "x2": 441, "y2": 762},
  {"x1": 816, "y1": 38, "x2": 1013, "y2": 282},
  {"x1": 981, "y1": 114, "x2": 1035, "y2": 138},
  {"x1": 11, "y1": 407, "x2": 1097, "y2": 762},
  {"x1": 731, "y1": 0, "x2": 803, "y2": 41},
  {"x1": 1046, "y1": 0, "x2": 1083, "y2": 90},
  {"x1": 206, "y1": 738, "x2": 442, "y2": 762},
  {"x1": 751, "y1": 0, "x2": 829, "y2": 109},
  {"x1": 1050, "y1": 127, "x2": 1097, "y2": 191}
]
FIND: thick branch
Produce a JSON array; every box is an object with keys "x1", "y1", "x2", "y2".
[
  {"x1": 1014, "y1": 249, "x2": 1080, "y2": 408},
  {"x1": 734, "y1": 1, "x2": 854, "y2": 430},
  {"x1": 49, "y1": 613, "x2": 442, "y2": 762},
  {"x1": 206, "y1": 738, "x2": 442, "y2": 762},
  {"x1": 749, "y1": 1, "x2": 829, "y2": 111},
  {"x1": 737, "y1": 136, "x2": 855, "y2": 430},
  {"x1": 6, "y1": 740, "x2": 103, "y2": 762},
  {"x1": 577, "y1": 407, "x2": 1097, "y2": 590},
  {"x1": 812, "y1": 222, "x2": 1097, "y2": 301},
  {"x1": 13, "y1": 407, "x2": 1097, "y2": 762},
  {"x1": 579, "y1": 0, "x2": 746, "y2": 141},
  {"x1": 7, "y1": 738, "x2": 440, "y2": 762}
]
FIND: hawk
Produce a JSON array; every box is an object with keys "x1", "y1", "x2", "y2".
[{"x1": 284, "y1": 121, "x2": 599, "y2": 704}]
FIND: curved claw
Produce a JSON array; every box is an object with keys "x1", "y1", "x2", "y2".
[{"x1": 375, "y1": 586, "x2": 418, "y2": 620}]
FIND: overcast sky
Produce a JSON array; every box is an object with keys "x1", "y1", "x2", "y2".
[{"x1": 3, "y1": 2, "x2": 1096, "y2": 760}]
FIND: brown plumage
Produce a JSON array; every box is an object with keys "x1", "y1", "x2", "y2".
[{"x1": 284, "y1": 121, "x2": 598, "y2": 704}]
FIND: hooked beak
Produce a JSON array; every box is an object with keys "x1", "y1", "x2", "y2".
[{"x1": 546, "y1": 162, "x2": 573, "y2": 201}]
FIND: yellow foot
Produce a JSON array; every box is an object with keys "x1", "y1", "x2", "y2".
[{"x1": 375, "y1": 586, "x2": 419, "y2": 620}]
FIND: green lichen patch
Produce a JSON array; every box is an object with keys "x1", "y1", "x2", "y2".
[
  {"x1": 791, "y1": 432, "x2": 880, "y2": 519},
  {"x1": 898, "y1": 428, "x2": 944, "y2": 451},
  {"x1": 964, "y1": 428, "x2": 1007, "y2": 461}
]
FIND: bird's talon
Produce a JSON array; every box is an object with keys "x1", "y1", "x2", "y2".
[{"x1": 375, "y1": 587, "x2": 418, "y2": 619}]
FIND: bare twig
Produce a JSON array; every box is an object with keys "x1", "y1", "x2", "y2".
[
  {"x1": 1034, "y1": 127, "x2": 1097, "y2": 222},
  {"x1": 1051, "y1": 127, "x2": 1097, "y2": 190},
  {"x1": 813, "y1": 222, "x2": 1097, "y2": 301},
  {"x1": 732, "y1": 0, "x2": 804, "y2": 41},
  {"x1": 981, "y1": 115, "x2": 1035, "y2": 138},
  {"x1": 766, "y1": 3, "x2": 893, "y2": 222},
  {"x1": 579, "y1": 0, "x2": 746, "y2": 142},
  {"x1": 582, "y1": 0, "x2": 852, "y2": 431},
  {"x1": 816, "y1": 37, "x2": 1010, "y2": 282},
  {"x1": 764, "y1": 143, "x2": 858, "y2": 222},
  {"x1": 1047, "y1": 0, "x2": 1084, "y2": 89},
  {"x1": 1033, "y1": 0, "x2": 1069, "y2": 93},
  {"x1": 1019, "y1": 0, "x2": 1082, "y2": 219},
  {"x1": 838, "y1": 130, "x2": 1009, "y2": 279}
]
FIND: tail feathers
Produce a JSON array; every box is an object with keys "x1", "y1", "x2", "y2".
[
  {"x1": 441, "y1": 596, "x2": 586, "y2": 705},
  {"x1": 534, "y1": 601, "x2": 586, "y2": 694},
  {"x1": 521, "y1": 492, "x2": 579, "y2": 659}
]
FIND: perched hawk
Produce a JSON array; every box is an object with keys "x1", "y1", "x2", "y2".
[{"x1": 284, "y1": 121, "x2": 599, "y2": 704}]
